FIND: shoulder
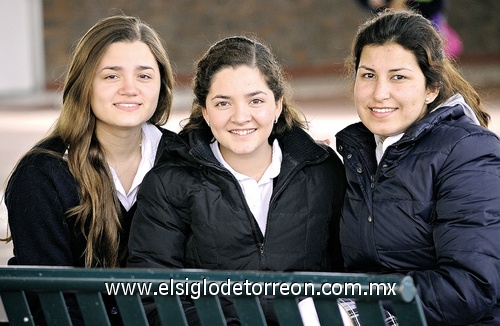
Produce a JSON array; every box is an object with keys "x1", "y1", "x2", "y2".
[
  {"x1": 280, "y1": 126, "x2": 335, "y2": 161},
  {"x1": 430, "y1": 116, "x2": 499, "y2": 152},
  {"x1": 13, "y1": 140, "x2": 69, "y2": 178},
  {"x1": 6, "y1": 144, "x2": 77, "y2": 205}
]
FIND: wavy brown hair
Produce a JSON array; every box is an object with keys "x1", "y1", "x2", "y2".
[
  {"x1": 180, "y1": 35, "x2": 307, "y2": 139},
  {"x1": 345, "y1": 9, "x2": 490, "y2": 127},
  {"x1": 5, "y1": 15, "x2": 174, "y2": 267}
]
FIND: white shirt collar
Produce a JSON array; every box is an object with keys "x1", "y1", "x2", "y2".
[
  {"x1": 111, "y1": 123, "x2": 162, "y2": 210},
  {"x1": 210, "y1": 139, "x2": 282, "y2": 184},
  {"x1": 210, "y1": 139, "x2": 282, "y2": 235},
  {"x1": 374, "y1": 133, "x2": 404, "y2": 164}
]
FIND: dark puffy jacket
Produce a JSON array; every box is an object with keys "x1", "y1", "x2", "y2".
[
  {"x1": 336, "y1": 102, "x2": 500, "y2": 325},
  {"x1": 128, "y1": 126, "x2": 347, "y2": 324}
]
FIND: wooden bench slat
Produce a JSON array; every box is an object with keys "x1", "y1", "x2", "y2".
[
  {"x1": 314, "y1": 297, "x2": 345, "y2": 326},
  {"x1": 273, "y1": 297, "x2": 303, "y2": 326},
  {"x1": 75, "y1": 292, "x2": 111, "y2": 326},
  {"x1": 193, "y1": 296, "x2": 226, "y2": 325},
  {"x1": 355, "y1": 301, "x2": 386, "y2": 326},
  {"x1": 154, "y1": 295, "x2": 189, "y2": 326},
  {"x1": 37, "y1": 291, "x2": 72, "y2": 326},
  {"x1": 392, "y1": 300, "x2": 426, "y2": 326},
  {"x1": 0, "y1": 291, "x2": 35, "y2": 326},
  {"x1": 114, "y1": 294, "x2": 149, "y2": 326},
  {"x1": 232, "y1": 296, "x2": 266, "y2": 326}
]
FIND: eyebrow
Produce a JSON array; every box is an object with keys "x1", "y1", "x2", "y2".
[
  {"x1": 100, "y1": 65, "x2": 156, "y2": 72},
  {"x1": 358, "y1": 65, "x2": 413, "y2": 73},
  {"x1": 210, "y1": 90, "x2": 268, "y2": 101}
]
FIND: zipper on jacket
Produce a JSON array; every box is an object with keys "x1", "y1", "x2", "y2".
[
  {"x1": 270, "y1": 161, "x2": 308, "y2": 204},
  {"x1": 259, "y1": 243, "x2": 265, "y2": 256}
]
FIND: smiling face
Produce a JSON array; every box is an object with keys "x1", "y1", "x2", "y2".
[
  {"x1": 354, "y1": 43, "x2": 439, "y2": 139},
  {"x1": 91, "y1": 41, "x2": 161, "y2": 133},
  {"x1": 202, "y1": 65, "x2": 282, "y2": 164}
]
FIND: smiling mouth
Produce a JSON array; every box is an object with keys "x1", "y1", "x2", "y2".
[
  {"x1": 230, "y1": 129, "x2": 256, "y2": 136},
  {"x1": 116, "y1": 103, "x2": 140, "y2": 107},
  {"x1": 371, "y1": 107, "x2": 396, "y2": 113}
]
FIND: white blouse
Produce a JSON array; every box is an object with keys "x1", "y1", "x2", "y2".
[
  {"x1": 210, "y1": 139, "x2": 282, "y2": 235},
  {"x1": 110, "y1": 123, "x2": 162, "y2": 211}
]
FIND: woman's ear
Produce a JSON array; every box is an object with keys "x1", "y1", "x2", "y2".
[
  {"x1": 201, "y1": 107, "x2": 210, "y2": 127},
  {"x1": 425, "y1": 87, "x2": 440, "y2": 104},
  {"x1": 275, "y1": 97, "x2": 283, "y2": 121}
]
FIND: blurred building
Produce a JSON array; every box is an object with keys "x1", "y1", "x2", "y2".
[{"x1": 1, "y1": 0, "x2": 500, "y2": 95}]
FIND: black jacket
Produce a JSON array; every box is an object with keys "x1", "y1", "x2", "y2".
[
  {"x1": 5, "y1": 126, "x2": 174, "y2": 325},
  {"x1": 128, "y1": 126, "x2": 347, "y2": 324}
]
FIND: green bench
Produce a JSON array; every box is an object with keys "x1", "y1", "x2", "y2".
[{"x1": 0, "y1": 266, "x2": 427, "y2": 325}]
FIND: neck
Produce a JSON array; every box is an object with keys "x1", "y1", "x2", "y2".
[
  {"x1": 97, "y1": 125, "x2": 143, "y2": 193},
  {"x1": 220, "y1": 144, "x2": 273, "y2": 182},
  {"x1": 97, "y1": 126, "x2": 143, "y2": 162}
]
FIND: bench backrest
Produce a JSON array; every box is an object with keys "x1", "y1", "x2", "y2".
[{"x1": 0, "y1": 266, "x2": 427, "y2": 325}]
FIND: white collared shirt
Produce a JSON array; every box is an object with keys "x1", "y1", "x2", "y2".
[
  {"x1": 374, "y1": 133, "x2": 404, "y2": 164},
  {"x1": 210, "y1": 139, "x2": 282, "y2": 235},
  {"x1": 110, "y1": 123, "x2": 162, "y2": 211}
]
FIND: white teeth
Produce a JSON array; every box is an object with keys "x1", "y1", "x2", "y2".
[
  {"x1": 117, "y1": 103, "x2": 138, "y2": 107},
  {"x1": 371, "y1": 108, "x2": 395, "y2": 113},
  {"x1": 230, "y1": 129, "x2": 256, "y2": 135}
]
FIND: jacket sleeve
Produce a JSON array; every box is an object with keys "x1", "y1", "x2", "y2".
[
  {"x1": 5, "y1": 155, "x2": 76, "y2": 266},
  {"x1": 128, "y1": 168, "x2": 189, "y2": 269},
  {"x1": 127, "y1": 168, "x2": 198, "y2": 325},
  {"x1": 6, "y1": 155, "x2": 84, "y2": 325},
  {"x1": 408, "y1": 132, "x2": 500, "y2": 324},
  {"x1": 327, "y1": 148, "x2": 347, "y2": 272}
]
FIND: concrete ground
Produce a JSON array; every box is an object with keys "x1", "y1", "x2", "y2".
[{"x1": 0, "y1": 66, "x2": 499, "y2": 267}]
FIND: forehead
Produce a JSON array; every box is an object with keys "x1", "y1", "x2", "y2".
[
  {"x1": 97, "y1": 41, "x2": 157, "y2": 67},
  {"x1": 210, "y1": 65, "x2": 269, "y2": 90},
  {"x1": 359, "y1": 43, "x2": 419, "y2": 68}
]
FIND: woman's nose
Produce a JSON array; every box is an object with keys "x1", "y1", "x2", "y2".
[
  {"x1": 119, "y1": 76, "x2": 139, "y2": 95},
  {"x1": 373, "y1": 79, "x2": 391, "y2": 102},
  {"x1": 231, "y1": 103, "x2": 251, "y2": 123}
]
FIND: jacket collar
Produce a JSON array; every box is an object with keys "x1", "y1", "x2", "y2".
[
  {"x1": 403, "y1": 101, "x2": 472, "y2": 141},
  {"x1": 187, "y1": 125, "x2": 330, "y2": 169}
]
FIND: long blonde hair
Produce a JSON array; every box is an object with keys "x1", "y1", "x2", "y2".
[{"x1": 6, "y1": 15, "x2": 174, "y2": 267}]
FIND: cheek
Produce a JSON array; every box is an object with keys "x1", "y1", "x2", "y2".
[{"x1": 353, "y1": 83, "x2": 370, "y2": 102}]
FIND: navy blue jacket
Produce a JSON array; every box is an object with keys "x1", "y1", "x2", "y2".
[{"x1": 336, "y1": 102, "x2": 500, "y2": 325}]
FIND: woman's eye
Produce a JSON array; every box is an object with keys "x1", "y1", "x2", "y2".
[
  {"x1": 362, "y1": 73, "x2": 374, "y2": 79},
  {"x1": 104, "y1": 74, "x2": 118, "y2": 80},
  {"x1": 139, "y1": 74, "x2": 152, "y2": 80},
  {"x1": 251, "y1": 99, "x2": 264, "y2": 105},
  {"x1": 392, "y1": 75, "x2": 406, "y2": 80},
  {"x1": 215, "y1": 101, "x2": 229, "y2": 107}
]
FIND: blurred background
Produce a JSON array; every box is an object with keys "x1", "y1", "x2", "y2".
[{"x1": 2, "y1": 0, "x2": 500, "y2": 95}]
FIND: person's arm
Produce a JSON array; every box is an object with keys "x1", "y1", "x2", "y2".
[
  {"x1": 128, "y1": 168, "x2": 199, "y2": 325},
  {"x1": 6, "y1": 154, "x2": 77, "y2": 266},
  {"x1": 408, "y1": 132, "x2": 500, "y2": 324},
  {"x1": 128, "y1": 169, "x2": 189, "y2": 269},
  {"x1": 5, "y1": 154, "x2": 84, "y2": 325},
  {"x1": 326, "y1": 149, "x2": 347, "y2": 272}
]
